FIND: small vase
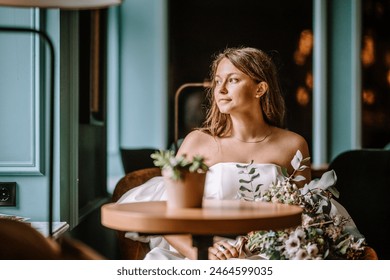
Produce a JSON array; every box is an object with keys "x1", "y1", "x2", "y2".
[{"x1": 164, "y1": 171, "x2": 206, "y2": 209}]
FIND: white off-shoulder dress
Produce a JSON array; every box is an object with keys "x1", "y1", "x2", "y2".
[{"x1": 117, "y1": 162, "x2": 356, "y2": 260}]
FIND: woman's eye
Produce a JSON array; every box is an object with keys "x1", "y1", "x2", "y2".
[
  {"x1": 229, "y1": 78, "x2": 238, "y2": 83},
  {"x1": 215, "y1": 79, "x2": 222, "y2": 85}
]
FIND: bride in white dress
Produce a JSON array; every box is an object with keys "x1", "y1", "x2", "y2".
[
  {"x1": 118, "y1": 162, "x2": 294, "y2": 259},
  {"x1": 119, "y1": 47, "x2": 311, "y2": 260}
]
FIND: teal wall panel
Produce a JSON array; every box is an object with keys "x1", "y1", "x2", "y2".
[
  {"x1": 0, "y1": 8, "x2": 43, "y2": 174},
  {"x1": 119, "y1": 0, "x2": 167, "y2": 150},
  {"x1": 0, "y1": 8, "x2": 60, "y2": 221},
  {"x1": 328, "y1": 0, "x2": 361, "y2": 161}
]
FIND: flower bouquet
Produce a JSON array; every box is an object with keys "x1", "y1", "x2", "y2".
[
  {"x1": 151, "y1": 150, "x2": 209, "y2": 208},
  {"x1": 239, "y1": 150, "x2": 367, "y2": 260}
]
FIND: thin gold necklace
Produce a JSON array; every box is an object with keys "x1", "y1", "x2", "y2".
[{"x1": 233, "y1": 128, "x2": 273, "y2": 143}]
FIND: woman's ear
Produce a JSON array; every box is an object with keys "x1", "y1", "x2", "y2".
[{"x1": 255, "y1": 81, "x2": 268, "y2": 98}]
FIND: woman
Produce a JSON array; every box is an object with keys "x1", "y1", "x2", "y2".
[{"x1": 118, "y1": 47, "x2": 311, "y2": 260}]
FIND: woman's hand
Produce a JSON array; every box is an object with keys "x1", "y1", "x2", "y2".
[{"x1": 208, "y1": 240, "x2": 239, "y2": 260}]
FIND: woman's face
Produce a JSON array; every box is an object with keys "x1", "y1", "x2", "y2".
[{"x1": 214, "y1": 58, "x2": 260, "y2": 115}]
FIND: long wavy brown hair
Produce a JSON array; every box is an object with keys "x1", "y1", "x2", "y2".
[{"x1": 200, "y1": 47, "x2": 286, "y2": 137}]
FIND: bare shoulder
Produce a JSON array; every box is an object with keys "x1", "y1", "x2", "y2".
[
  {"x1": 270, "y1": 127, "x2": 311, "y2": 183},
  {"x1": 176, "y1": 130, "x2": 218, "y2": 162},
  {"x1": 271, "y1": 127, "x2": 311, "y2": 163},
  {"x1": 179, "y1": 130, "x2": 213, "y2": 147},
  {"x1": 276, "y1": 128, "x2": 308, "y2": 149}
]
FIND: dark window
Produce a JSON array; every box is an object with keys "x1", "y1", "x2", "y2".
[
  {"x1": 168, "y1": 0, "x2": 313, "y2": 150},
  {"x1": 361, "y1": 0, "x2": 390, "y2": 148},
  {"x1": 78, "y1": 9, "x2": 108, "y2": 216}
]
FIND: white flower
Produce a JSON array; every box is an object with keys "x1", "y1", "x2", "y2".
[
  {"x1": 243, "y1": 150, "x2": 367, "y2": 260},
  {"x1": 307, "y1": 243, "x2": 319, "y2": 257},
  {"x1": 285, "y1": 235, "x2": 300, "y2": 255},
  {"x1": 293, "y1": 248, "x2": 309, "y2": 260},
  {"x1": 294, "y1": 228, "x2": 306, "y2": 240},
  {"x1": 301, "y1": 214, "x2": 314, "y2": 227},
  {"x1": 169, "y1": 157, "x2": 179, "y2": 166}
]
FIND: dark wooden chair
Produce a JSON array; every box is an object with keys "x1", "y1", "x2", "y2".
[
  {"x1": 0, "y1": 219, "x2": 104, "y2": 260},
  {"x1": 112, "y1": 167, "x2": 161, "y2": 259},
  {"x1": 328, "y1": 149, "x2": 390, "y2": 259},
  {"x1": 0, "y1": 219, "x2": 61, "y2": 260}
]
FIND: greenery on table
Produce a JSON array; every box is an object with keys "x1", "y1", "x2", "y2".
[{"x1": 151, "y1": 150, "x2": 209, "y2": 181}]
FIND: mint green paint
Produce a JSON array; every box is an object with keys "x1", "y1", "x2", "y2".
[
  {"x1": 328, "y1": 0, "x2": 361, "y2": 161},
  {"x1": 0, "y1": 8, "x2": 49, "y2": 220},
  {"x1": 0, "y1": 8, "x2": 61, "y2": 222},
  {"x1": 0, "y1": 8, "x2": 43, "y2": 174},
  {"x1": 119, "y1": 0, "x2": 168, "y2": 150},
  {"x1": 107, "y1": 6, "x2": 123, "y2": 190}
]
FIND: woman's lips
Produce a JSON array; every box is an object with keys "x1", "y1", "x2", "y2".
[{"x1": 218, "y1": 98, "x2": 231, "y2": 103}]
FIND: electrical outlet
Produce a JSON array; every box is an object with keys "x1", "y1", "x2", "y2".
[{"x1": 0, "y1": 182, "x2": 16, "y2": 206}]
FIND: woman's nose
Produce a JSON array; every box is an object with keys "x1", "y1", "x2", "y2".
[{"x1": 217, "y1": 81, "x2": 227, "y2": 94}]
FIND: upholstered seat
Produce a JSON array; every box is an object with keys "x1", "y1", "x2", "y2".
[
  {"x1": 0, "y1": 219, "x2": 104, "y2": 260},
  {"x1": 328, "y1": 149, "x2": 390, "y2": 259},
  {"x1": 112, "y1": 167, "x2": 161, "y2": 259}
]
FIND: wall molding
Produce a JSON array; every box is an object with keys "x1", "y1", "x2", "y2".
[{"x1": 0, "y1": 8, "x2": 44, "y2": 175}]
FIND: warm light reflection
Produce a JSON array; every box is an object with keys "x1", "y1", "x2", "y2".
[
  {"x1": 362, "y1": 89, "x2": 376, "y2": 105},
  {"x1": 361, "y1": 34, "x2": 375, "y2": 66},
  {"x1": 294, "y1": 29, "x2": 313, "y2": 65},
  {"x1": 296, "y1": 86, "x2": 310, "y2": 106},
  {"x1": 386, "y1": 52, "x2": 390, "y2": 86},
  {"x1": 363, "y1": 111, "x2": 386, "y2": 126},
  {"x1": 387, "y1": 70, "x2": 390, "y2": 86},
  {"x1": 385, "y1": 51, "x2": 390, "y2": 66},
  {"x1": 305, "y1": 72, "x2": 313, "y2": 89}
]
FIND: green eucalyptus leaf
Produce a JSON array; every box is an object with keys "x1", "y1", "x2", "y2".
[
  {"x1": 291, "y1": 150, "x2": 303, "y2": 171},
  {"x1": 255, "y1": 184, "x2": 263, "y2": 192},
  {"x1": 239, "y1": 179, "x2": 252, "y2": 184},
  {"x1": 292, "y1": 175, "x2": 306, "y2": 182},
  {"x1": 239, "y1": 186, "x2": 251, "y2": 192}
]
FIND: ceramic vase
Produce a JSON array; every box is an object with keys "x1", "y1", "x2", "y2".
[{"x1": 164, "y1": 171, "x2": 206, "y2": 208}]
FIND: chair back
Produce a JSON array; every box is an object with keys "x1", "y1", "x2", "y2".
[
  {"x1": 328, "y1": 149, "x2": 390, "y2": 259},
  {"x1": 120, "y1": 148, "x2": 158, "y2": 174},
  {"x1": 0, "y1": 219, "x2": 60, "y2": 259},
  {"x1": 112, "y1": 167, "x2": 161, "y2": 259},
  {"x1": 0, "y1": 219, "x2": 105, "y2": 260}
]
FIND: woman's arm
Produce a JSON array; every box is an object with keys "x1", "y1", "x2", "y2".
[
  {"x1": 164, "y1": 235, "x2": 240, "y2": 260},
  {"x1": 163, "y1": 234, "x2": 197, "y2": 259}
]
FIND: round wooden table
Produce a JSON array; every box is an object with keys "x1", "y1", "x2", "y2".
[{"x1": 101, "y1": 199, "x2": 302, "y2": 259}]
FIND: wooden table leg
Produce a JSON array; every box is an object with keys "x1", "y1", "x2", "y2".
[{"x1": 192, "y1": 235, "x2": 213, "y2": 260}]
